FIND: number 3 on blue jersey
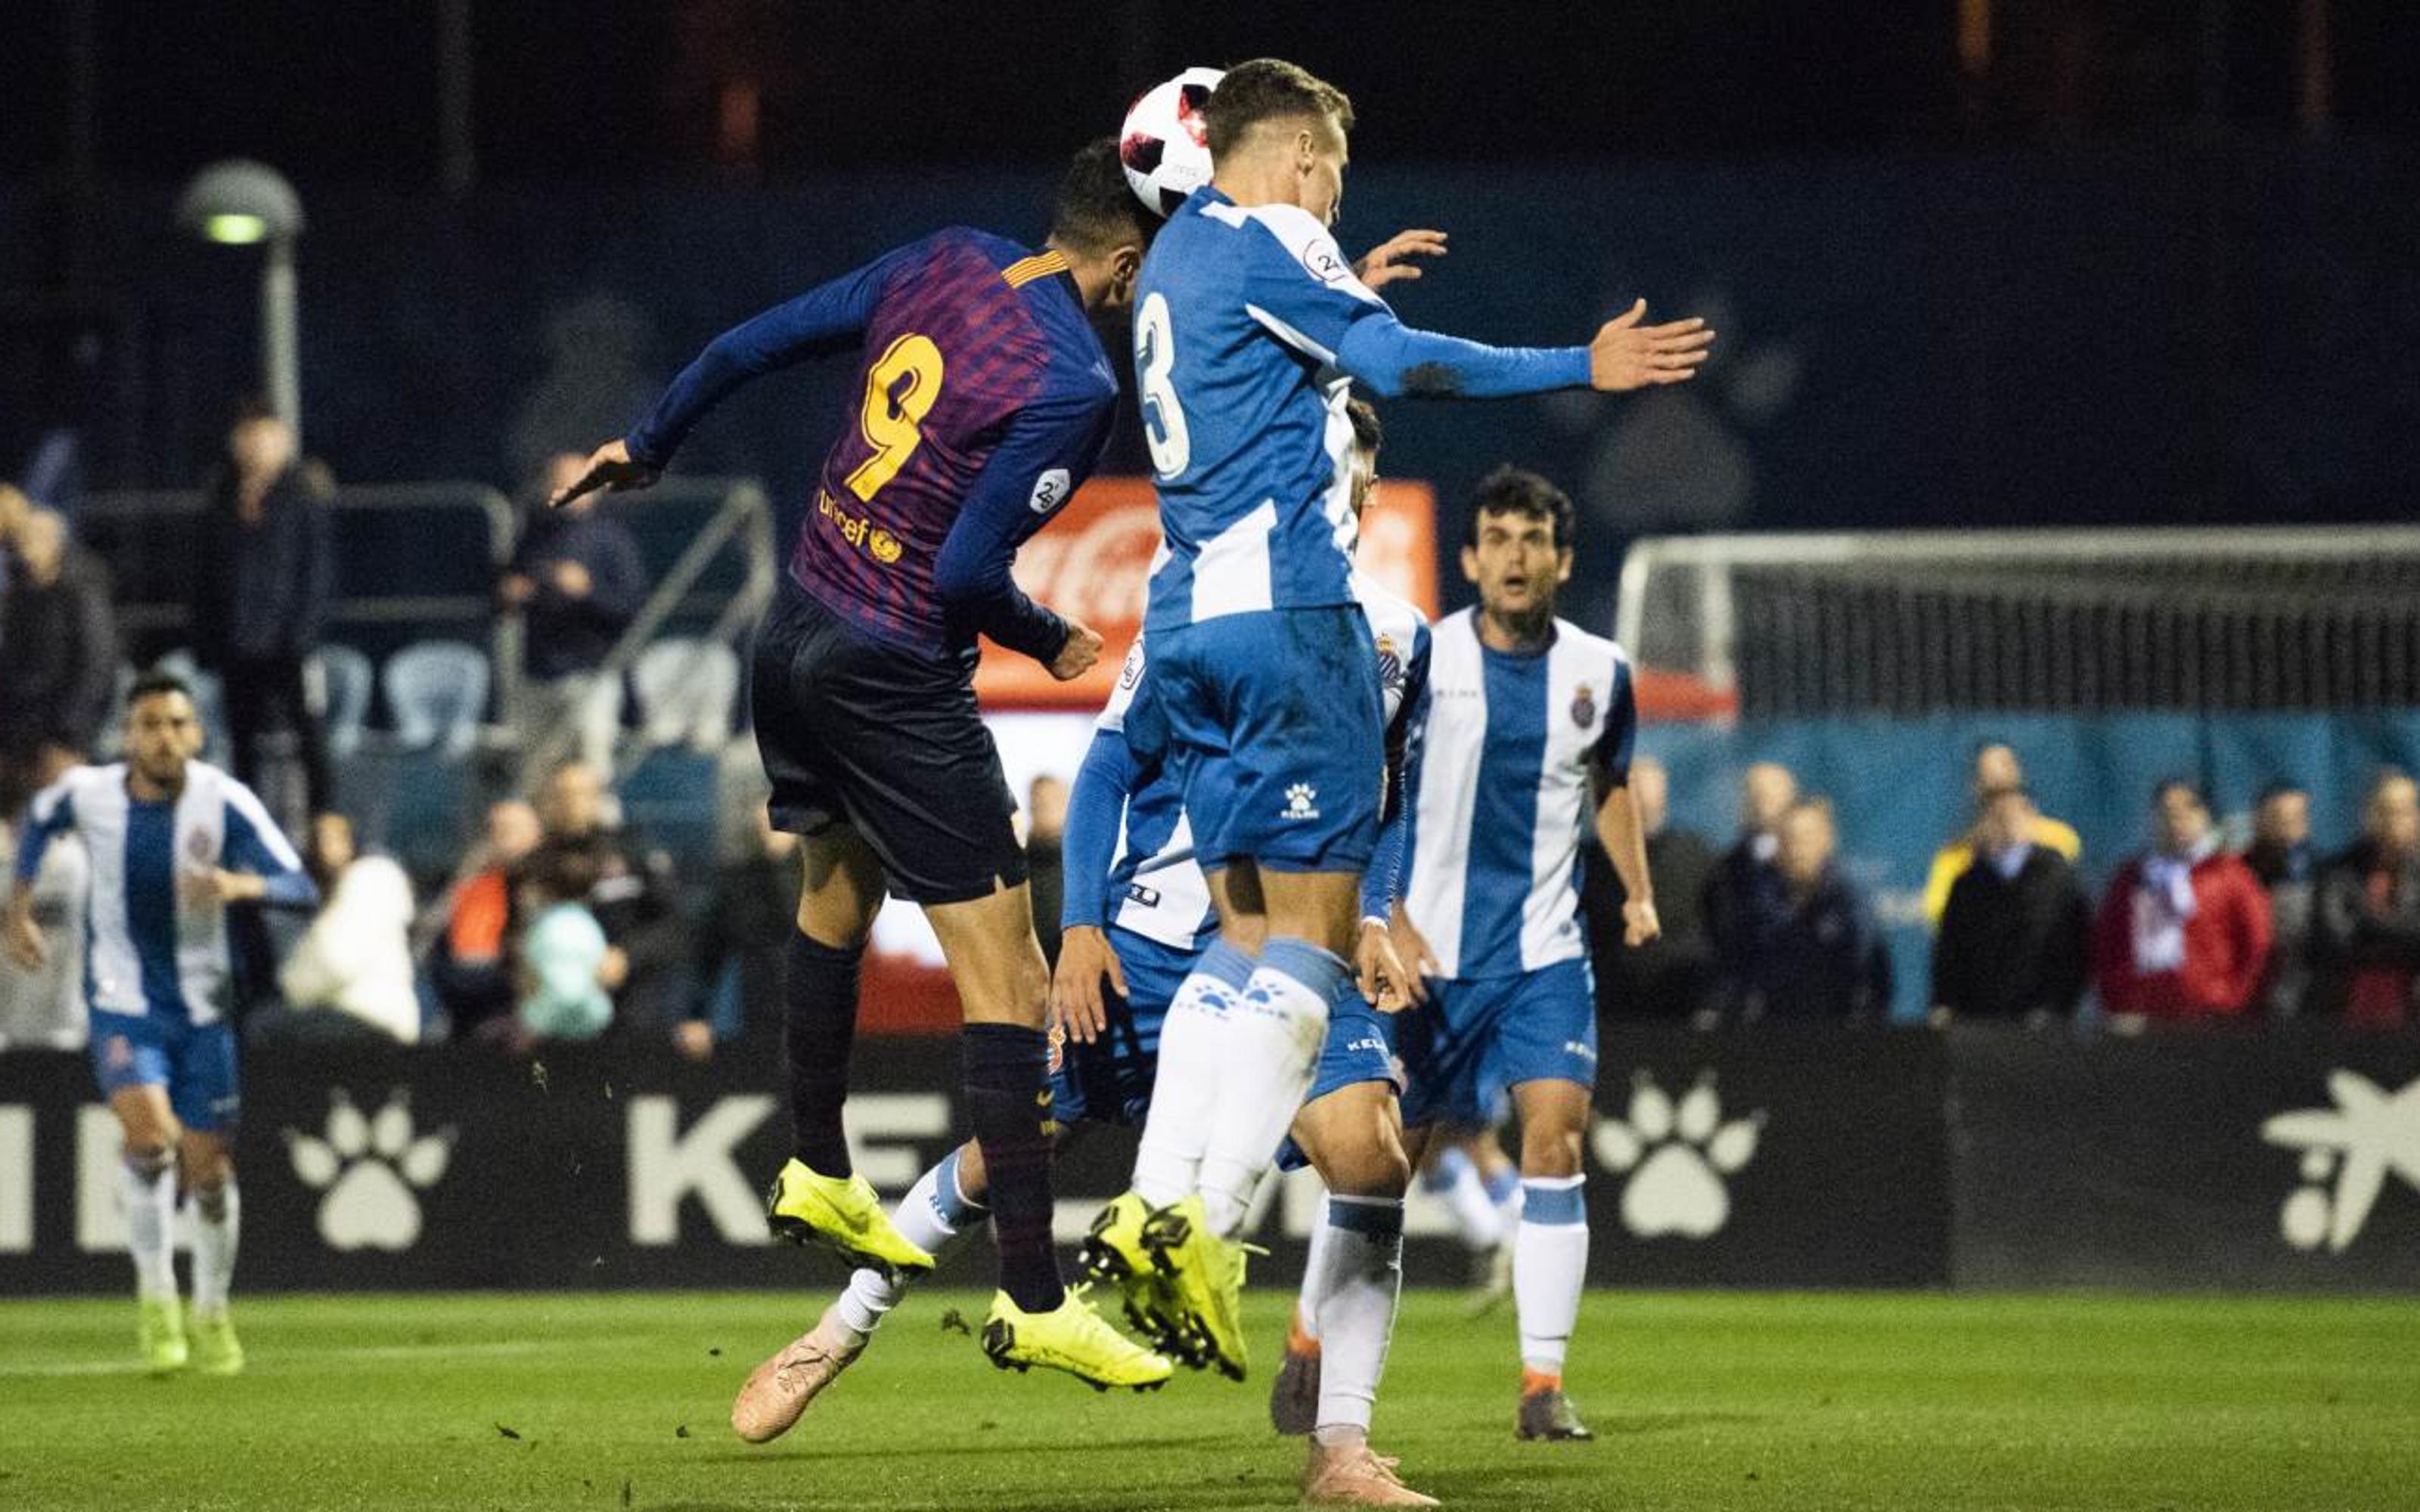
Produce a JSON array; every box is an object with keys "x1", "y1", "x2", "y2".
[{"x1": 1136, "y1": 291, "x2": 1190, "y2": 478}]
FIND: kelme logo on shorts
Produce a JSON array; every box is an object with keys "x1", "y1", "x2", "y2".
[{"x1": 1284, "y1": 783, "x2": 1321, "y2": 821}]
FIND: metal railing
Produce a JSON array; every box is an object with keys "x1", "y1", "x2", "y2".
[
  {"x1": 513, "y1": 477, "x2": 777, "y2": 791},
  {"x1": 1615, "y1": 526, "x2": 2420, "y2": 716},
  {"x1": 75, "y1": 480, "x2": 520, "y2": 681}
]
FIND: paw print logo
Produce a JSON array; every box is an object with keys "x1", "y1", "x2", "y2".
[
  {"x1": 2261, "y1": 1070, "x2": 2420, "y2": 1255},
  {"x1": 284, "y1": 1090, "x2": 456, "y2": 1252},
  {"x1": 1284, "y1": 783, "x2": 1320, "y2": 821},
  {"x1": 1592, "y1": 1072, "x2": 1764, "y2": 1240}
]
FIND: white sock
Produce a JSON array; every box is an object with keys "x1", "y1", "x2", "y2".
[
  {"x1": 1131, "y1": 940, "x2": 1257, "y2": 1207},
  {"x1": 1486, "y1": 1163, "x2": 1524, "y2": 1230},
  {"x1": 1311, "y1": 1194, "x2": 1404, "y2": 1440},
  {"x1": 1198, "y1": 939, "x2": 1340, "y2": 1236},
  {"x1": 1515, "y1": 1176, "x2": 1588, "y2": 1373},
  {"x1": 120, "y1": 1152, "x2": 177, "y2": 1302},
  {"x1": 191, "y1": 1181, "x2": 239, "y2": 1316},
  {"x1": 1295, "y1": 1194, "x2": 1337, "y2": 1344},
  {"x1": 832, "y1": 1148, "x2": 985, "y2": 1346}
]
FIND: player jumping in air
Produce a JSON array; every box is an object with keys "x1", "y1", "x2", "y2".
[
  {"x1": 1280, "y1": 468, "x2": 1656, "y2": 1445},
  {"x1": 551, "y1": 141, "x2": 1170, "y2": 1392},
  {"x1": 1106, "y1": 56, "x2": 1709, "y2": 1481},
  {"x1": 730, "y1": 407, "x2": 1431, "y2": 1483},
  {"x1": 6, "y1": 673, "x2": 318, "y2": 1376}
]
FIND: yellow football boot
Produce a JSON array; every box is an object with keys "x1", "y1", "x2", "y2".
[
  {"x1": 981, "y1": 1285, "x2": 1174, "y2": 1392},
  {"x1": 764, "y1": 1158, "x2": 935, "y2": 1278}
]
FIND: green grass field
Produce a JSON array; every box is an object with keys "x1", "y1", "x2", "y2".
[{"x1": 3, "y1": 1290, "x2": 2415, "y2": 1511}]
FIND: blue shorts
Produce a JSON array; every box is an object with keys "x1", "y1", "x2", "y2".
[
  {"x1": 88, "y1": 1011, "x2": 242, "y2": 1134},
  {"x1": 1049, "y1": 928, "x2": 1197, "y2": 1129},
  {"x1": 1126, "y1": 607, "x2": 1382, "y2": 874},
  {"x1": 1274, "y1": 995, "x2": 1402, "y2": 1173},
  {"x1": 1396, "y1": 959, "x2": 1597, "y2": 1132}
]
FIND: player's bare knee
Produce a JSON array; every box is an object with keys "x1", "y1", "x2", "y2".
[
  {"x1": 123, "y1": 1143, "x2": 172, "y2": 1179},
  {"x1": 1521, "y1": 1123, "x2": 1584, "y2": 1179}
]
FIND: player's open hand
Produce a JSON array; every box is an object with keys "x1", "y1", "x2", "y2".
[
  {"x1": 5, "y1": 909, "x2": 44, "y2": 972},
  {"x1": 1049, "y1": 618, "x2": 1104, "y2": 682},
  {"x1": 550, "y1": 438, "x2": 660, "y2": 510},
  {"x1": 1050, "y1": 925, "x2": 1126, "y2": 1044},
  {"x1": 1588, "y1": 300, "x2": 1714, "y2": 392},
  {"x1": 1356, "y1": 917, "x2": 1414, "y2": 1012},
  {"x1": 1354, "y1": 229, "x2": 1448, "y2": 292},
  {"x1": 1622, "y1": 897, "x2": 1662, "y2": 948}
]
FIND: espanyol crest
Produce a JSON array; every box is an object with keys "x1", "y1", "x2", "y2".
[
  {"x1": 1571, "y1": 683, "x2": 1597, "y2": 729},
  {"x1": 1374, "y1": 634, "x2": 1405, "y2": 695}
]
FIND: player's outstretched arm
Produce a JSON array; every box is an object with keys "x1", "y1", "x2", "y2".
[
  {"x1": 557, "y1": 243, "x2": 917, "y2": 508},
  {"x1": 550, "y1": 438, "x2": 659, "y2": 510},
  {"x1": 1050, "y1": 727, "x2": 1140, "y2": 1043}
]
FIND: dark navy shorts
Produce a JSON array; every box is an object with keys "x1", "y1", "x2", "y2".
[{"x1": 752, "y1": 577, "x2": 1028, "y2": 905}]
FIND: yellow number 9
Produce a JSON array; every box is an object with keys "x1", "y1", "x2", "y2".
[{"x1": 845, "y1": 333, "x2": 946, "y2": 502}]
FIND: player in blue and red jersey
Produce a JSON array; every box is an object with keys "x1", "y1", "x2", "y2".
[{"x1": 553, "y1": 141, "x2": 1172, "y2": 1399}]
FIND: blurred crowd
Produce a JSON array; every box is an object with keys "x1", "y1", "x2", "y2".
[{"x1": 1583, "y1": 742, "x2": 2420, "y2": 1032}]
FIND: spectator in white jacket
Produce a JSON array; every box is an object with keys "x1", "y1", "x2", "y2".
[{"x1": 271, "y1": 813, "x2": 420, "y2": 1044}]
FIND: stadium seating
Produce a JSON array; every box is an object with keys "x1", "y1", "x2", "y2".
[
  {"x1": 309, "y1": 644, "x2": 375, "y2": 758},
  {"x1": 632, "y1": 637, "x2": 740, "y2": 752},
  {"x1": 383, "y1": 641, "x2": 489, "y2": 759}
]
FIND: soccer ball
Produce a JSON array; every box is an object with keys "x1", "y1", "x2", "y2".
[{"x1": 1120, "y1": 67, "x2": 1221, "y2": 218}]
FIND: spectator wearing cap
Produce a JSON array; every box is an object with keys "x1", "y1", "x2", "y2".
[
  {"x1": 1931, "y1": 785, "x2": 2090, "y2": 1025},
  {"x1": 2093, "y1": 779, "x2": 2273, "y2": 1020}
]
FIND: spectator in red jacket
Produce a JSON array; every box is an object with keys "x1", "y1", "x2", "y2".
[{"x1": 2093, "y1": 779, "x2": 2273, "y2": 1019}]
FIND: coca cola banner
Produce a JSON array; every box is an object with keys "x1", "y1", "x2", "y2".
[{"x1": 973, "y1": 476, "x2": 1441, "y2": 708}]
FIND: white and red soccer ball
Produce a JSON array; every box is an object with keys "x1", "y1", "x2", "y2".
[{"x1": 1120, "y1": 67, "x2": 1221, "y2": 218}]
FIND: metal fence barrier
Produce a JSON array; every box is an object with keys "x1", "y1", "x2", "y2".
[{"x1": 1616, "y1": 527, "x2": 2420, "y2": 716}]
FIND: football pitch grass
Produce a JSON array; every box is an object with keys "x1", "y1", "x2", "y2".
[{"x1": 3, "y1": 1290, "x2": 2415, "y2": 1511}]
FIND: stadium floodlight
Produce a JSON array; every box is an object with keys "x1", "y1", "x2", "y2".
[{"x1": 175, "y1": 160, "x2": 307, "y2": 438}]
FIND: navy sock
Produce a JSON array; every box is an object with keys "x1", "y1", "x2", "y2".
[
  {"x1": 783, "y1": 931, "x2": 861, "y2": 1176},
  {"x1": 961, "y1": 1021, "x2": 1065, "y2": 1312}
]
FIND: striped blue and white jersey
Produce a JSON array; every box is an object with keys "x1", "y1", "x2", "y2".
[
  {"x1": 1133, "y1": 187, "x2": 1589, "y2": 633},
  {"x1": 1103, "y1": 571, "x2": 1432, "y2": 952},
  {"x1": 1404, "y1": 610, "x2": 1636, "y2": 980},
  {"x1": 13, "y1": 761, "x2": 313, "y2": 1025}
]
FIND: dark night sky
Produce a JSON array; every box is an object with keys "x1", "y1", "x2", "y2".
[{"x1": 7, "y1": 1, "x2": 2417, "y2": 194}]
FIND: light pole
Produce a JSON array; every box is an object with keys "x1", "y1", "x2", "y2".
[{"x1": 175, "y1": 160, "x2": 306, "y2": 441}]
